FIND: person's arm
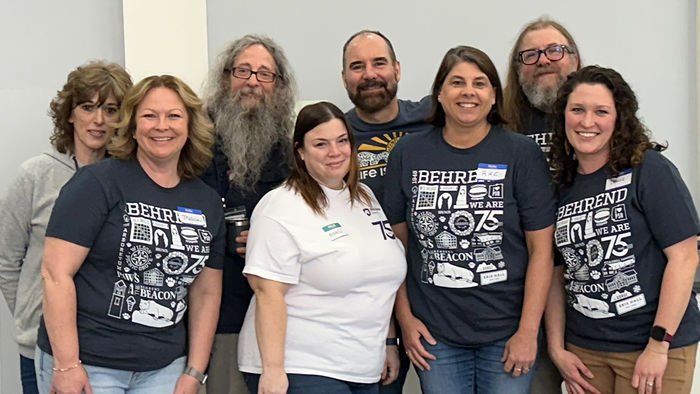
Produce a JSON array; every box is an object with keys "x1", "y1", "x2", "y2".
[
  {"x1": 173, "y1": 267, "x2": 222, "y2": 394},
  {"x1": 632, "y1": 236, "x2": 699, "y2": 393},
  {"x1": 248, "y1": 274, "x2": 291, "y2": 394},
  {"x1": 0, "y1": 166, "x2": 34, "y2": 313},
  {"x1": 391, "y1": 222, "x2": 436, "y2": 371},
  {"x1": 41, "y1": 236, "x2": 92, "y2": 394},
  {"x1": 501, "y1": 225, "x2": 553, "y2": 377},
  {"x1": 546, "y1": 265, "x2": 601, "y2": 394},
  {"x1": 381, "y1": 317, "x2": 400, "y2": 385}
]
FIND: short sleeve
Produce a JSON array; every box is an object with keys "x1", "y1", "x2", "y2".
[
  {"x1": 46, "y1": 168, "x2": 111, "y2": 248},
  {"x1": 383, "y1": 137, "x2": 408, "y2": 225},
  {"x1": 205, "y1": 205, "x2": 226, "y2": 270},
  {"x1": 513, "y1": 137, "x2": 556, "y2": 231},
  {"x1": 637, "y1": 151, "x2": 700, "y2": 248},
  {"x1": 243, "y1": 214, "x2": 302, "y2": 284}
]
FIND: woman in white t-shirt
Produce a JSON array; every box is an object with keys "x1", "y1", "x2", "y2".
[{"x1": 238, "y1": 101, "x2": 407, "y2": 394}]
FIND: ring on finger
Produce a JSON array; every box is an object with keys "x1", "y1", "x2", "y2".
[
  {"x1": 514, "y1": 368, "x2": 522, "y2": 372},
  {"x1": 646, "y1": 381, "x2": 654, "y2": 386}
]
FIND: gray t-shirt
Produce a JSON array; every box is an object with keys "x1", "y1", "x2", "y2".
[
  {"x1": 384, "y1": 125, "x2": 556, "y2": 346},
  {"x1": 37, "y1": 158, "x2": 225, "y2": 371},
  {"x1": 555, "y1": 150, "x2": 700, "y2": 351}
]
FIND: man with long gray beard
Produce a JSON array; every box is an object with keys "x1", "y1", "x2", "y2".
[
  {"x1": 502, "y1": 18, "x2": 581, "y2": 394},
  {"x1": 341, "y1": 30, "x2": 432, "y2": 394},
  {"x1": 201, "y1": 34, "x2": 296, "y2": 394}
]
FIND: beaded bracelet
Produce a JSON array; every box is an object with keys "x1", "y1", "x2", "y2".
[{"x1": 52, "y1": 360, "x2": 82, "y2": 372}]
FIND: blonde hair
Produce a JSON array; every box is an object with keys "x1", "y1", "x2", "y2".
[{"x1": 109, "y1": 75, "x2": 214, "y2": 179}]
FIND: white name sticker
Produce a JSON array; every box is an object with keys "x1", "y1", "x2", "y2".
[
  {"x1": 476, "y1": 163, "x2": 507, "y2": 182},
  {"x1": 605, "y1": 170, "x2": 632, "y2": 191},
  {"x1": 322, "y1": 222, "x2": 347, "y2": 241},
  {"x1": 480, "y1": 269, "x2": 507, "y2": 285},
  {"x1": 176, "y1": 208, "x2": 207, "y2": 227},
  {"x1": 615, "y1": 293, "x2": 646, "y2": 315}
]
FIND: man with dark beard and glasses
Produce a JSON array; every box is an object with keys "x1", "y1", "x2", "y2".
[
  {"x1": 341, "y1": 29, "x2": 431, "y2": 394},
  {"x1": 201, "y1": 34, "x2": 296, "y2": 394},
  {"x1": 503, "y1": 18, "x2": 580, "y2": 156},
  {"x1": 503, "y1": 18, "x2": 581, "y2": 394},
  {"x1": 342, "y1": 30, "x2": 431, "y2": 205}
]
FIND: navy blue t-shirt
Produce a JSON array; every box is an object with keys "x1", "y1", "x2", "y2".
[
  {"x1": 555, "y1": 150, "x2": 700, "y2": 352},
  {"x1": 383, "y1": 125, "x2": 556, "y2": 346},
  {"x1": 347, "y1": 97, "x2": 432, "y2": 204},
  {"x1": 37, "y1": 158, "x2": 225, "y2": 371}
]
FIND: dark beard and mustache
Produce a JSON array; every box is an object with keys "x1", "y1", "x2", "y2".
[
  {"x1": 347, "y1": 78, "x2": 398, "y2": 114},
  {"x1": 209, "y1": 86, "x2": 293, "y2": 191},
  {"x1": 518, "y1": 64, "x2": 576, "y2": 112}
]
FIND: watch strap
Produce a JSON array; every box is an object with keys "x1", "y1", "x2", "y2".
[
  {"x1": 184, "y1": 366, "x2": 208, "y2": 385},
  {"x1": 386, "y1": 337, "x2": 399, "y2": 346}
]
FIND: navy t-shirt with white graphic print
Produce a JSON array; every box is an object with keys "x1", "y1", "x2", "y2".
[
  {"x1": 555, "y1": 150, "x2": 700, "y2": 352},
  {"x1": 346, "y1": 97, "x2": 432, "y2": 205},
  {"x1": 37, "y1": 158, "x2": 225, "y2": 371},
  {"x1": 383, "y1": 125, "x2": 556, "y2": 346}
]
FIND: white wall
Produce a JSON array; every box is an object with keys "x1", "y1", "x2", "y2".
[{"x1": 207, "y1": 0, "x2": 699, "y2": 207}]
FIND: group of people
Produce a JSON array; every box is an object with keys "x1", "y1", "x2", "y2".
[{"x1": 0, "y1": 16, "x2": 698, "y2": 394}]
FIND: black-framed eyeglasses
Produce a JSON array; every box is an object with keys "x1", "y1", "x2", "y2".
[
  {"x1": 518, "y1": 44, "x2": 575, "y2": 65},
  {"x1": 224, "y1": 67, "x2": 278, "y2": 83}
]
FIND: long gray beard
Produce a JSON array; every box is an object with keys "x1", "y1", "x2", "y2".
[{"x1": 210, "y1": 93, "x2": 292, "y2": 191}]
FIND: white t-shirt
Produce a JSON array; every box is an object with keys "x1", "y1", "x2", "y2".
[{"x1": 238, "y1": 184, "x2": 407, "y2": 383}]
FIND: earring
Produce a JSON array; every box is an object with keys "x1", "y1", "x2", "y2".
[{"x1": 564, "y1": 141, "x2": 571, "y2": 156}]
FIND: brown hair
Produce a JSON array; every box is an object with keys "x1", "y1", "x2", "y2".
[
  {"x1": 549, "y1": 65, "x2": 665, "y2": 188},
  {"x1": 286, "y1": 101, "x2": 371, "y2": 215},
  {"x1": 109, "y1": 75, "x2": 214, "y2": 180},
  {"x1": 426, "y1": 46, "x2": 504, "y2": 127},
  {"x1": 503, "y1": 18, "x2": 580, "y2": 132},
  {"x1": 48, "y1": 61, "x2": 132, "y2": 153}
]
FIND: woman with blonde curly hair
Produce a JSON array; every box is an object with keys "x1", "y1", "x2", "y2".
[
  {"x1": 0, "y1": 60, "x2": 131, "y2": 394},
  {"x1": 36, "y1": 75, "x2": 225, "y2": 394},
  {"x1": 546, "y1": 65, "x2": 700, "y2": 394}
]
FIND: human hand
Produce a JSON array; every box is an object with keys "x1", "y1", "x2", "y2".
[
  {"x1": 550, "y1": 347, "x2": 601, "y2": 394},
  {"x1": 398, "y1": 314, "x2": 436, "y2": 371},
  {"x1": 632, "y1": 344, "x2": 667, "y2": 394},
  {"x1": 50, "y1": 365, "x2": 92, "y2": 394},
  {"x1": 173, "y1": 373, "x2": 200, "y2": 394},
  {"x1": 501, "y1": 329, "x2": 537, "y2": 377},
  {"x1": 381, "y1": 344, "x2": 400, "y2": 385},
  {"x1": 258, "y1": 368, "x2": 288, "y2": 394},
  {"x1": 236, "y1": 230, "x2": 248, "y2": 258}
]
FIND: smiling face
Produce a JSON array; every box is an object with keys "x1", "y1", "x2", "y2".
[
  {"x1": 564, "y1": 83, "x2": 617, "y2": 172},
  {"x1": 229, "y1": 44, "x2": 277, "y2": 109},
  {"x1": 438, "y1": 61, "x2": 496, "y2": 131},
  {"x1": 134, "y1": 87, "x2": 189, "y2": 171},
  {"x1": 342, "y1": 33, "x2": 400, "y2": 114},
  {"x1": 518, "y1": 26, "x2": 579, "y2": 111},
  {"x1": 298, "y1": 118, "x2": 351, "y2": 189},
  {"x1": 70, "y1": 92, "x2": 119, "y2": 158}
]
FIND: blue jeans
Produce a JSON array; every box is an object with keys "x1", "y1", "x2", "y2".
[
  {"x1": 35, "y1": 348, "x2": 186, "y2": 394},
  {"x1": 244, "y1": 373, "x2": 379, "y2": 394},
  {"x1": 20, "y1": 355, "x2": 39, "y2": 394},
  {"x1": 416, "y1": 338, "x2": 536, "y2": 394}
]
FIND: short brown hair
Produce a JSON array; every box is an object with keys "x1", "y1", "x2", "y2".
[
  {"x1": 109, "y1": 75, "x2": 214, "y2": 180},
  {"x1": 49, "y1": 61, "x2": 132, "y2": 153},
  {"x1": 426, "y1": 46, "x2": 504, "y2": 127},
  {"x1": 503, "y1": 18, "x2": 580, "y2": 132},
  {"x1": 286, "y1": 101, "x2": 371, "y2": 215}
]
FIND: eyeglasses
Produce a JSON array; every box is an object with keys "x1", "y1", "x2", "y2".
[
  {"x1": 518, "y1": 44, "x2": 575, "y2": 65},
  {"x1": 225, "y1": 67, "x2": 278, "y2": 83}
]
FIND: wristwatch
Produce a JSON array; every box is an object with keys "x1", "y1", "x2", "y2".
[
  {"x1": 184, "y1": 366, "x2": 208, "y2": 385},
  {"x1": 649, "y1": 325, "x2": 674, "y2": 344},
  {"x1": 386, "y1": 337, "x2": 400, "y2": 346}
]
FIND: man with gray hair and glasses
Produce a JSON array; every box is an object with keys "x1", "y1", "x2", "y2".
[
  {"x1": 201, "y1": 34, "x2": 297, "y2": 394},
  {"x1": 503, "y1": 18, "x2": 583, "y2": 394}
]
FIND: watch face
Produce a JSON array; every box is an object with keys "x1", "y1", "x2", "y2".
[{"x1": 650, "y1": 325, "x2": 667, "y2": 341}]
